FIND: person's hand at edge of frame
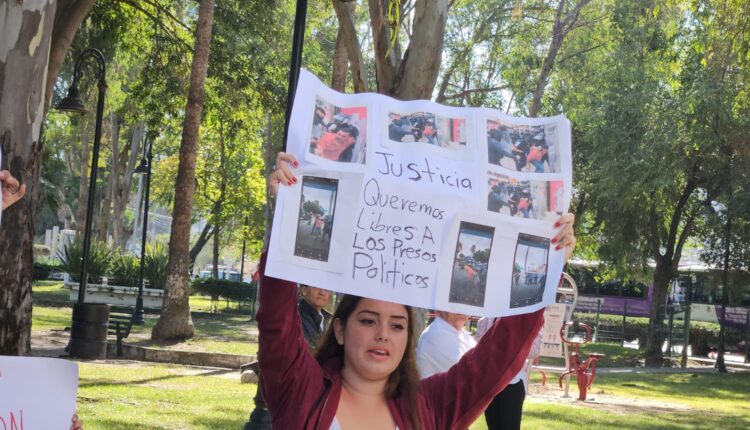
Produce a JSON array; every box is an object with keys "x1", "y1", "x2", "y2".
[
  {"x1": 268, "y1": 152, "x2": 299, "y2": 198},
  {"x1": 552, "y1": 213, "x2": 576, "y2": 264},
  {"x1": 0, "y1": 170, "x2": 27, "y2": 210},
  {"x1": 70, "y1": 414, "x2": 83, "y2": 430}
]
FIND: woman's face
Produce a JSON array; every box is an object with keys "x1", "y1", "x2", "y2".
[{"x1": 334, "y1": 298, "x2": 410, "y2": 382}]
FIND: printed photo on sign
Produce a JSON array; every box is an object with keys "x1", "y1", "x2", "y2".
[
  {"x1": 486, "y1": 172, "x2": 530, "y2": 218},
  {"x1": 510, "y1": 233, "x2": 550, "y2": 308},
  {"x1": 387, "y1": 111, "x2": 467, "y2": 149},
  {"x1": 487, "y1": 120, "x2": 561, "y2": 173},
  {"x1": 294, "y1": 176, "x2": 339, "y2": 261},
  {"x1": 309, "y1": 96, "x2": 367, "y2": 164},
  {"x1": 487, "y1": 172, "x2": 564, "y2": 220},
  {"x1": 448, "y1": 222, "x2": 494, "y2": 307}
]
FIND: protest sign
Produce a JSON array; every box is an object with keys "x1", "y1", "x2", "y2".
[
  {"x1": 0, "y1": 356, "x2": 78, "y2": 430},
  {"x1": 266, "y1": 70, "x2": 573, "y2": 316}
]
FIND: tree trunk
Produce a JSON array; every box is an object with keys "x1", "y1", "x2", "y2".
[
  {"x1": 0, "y1": 0, "x2": 61, "y2": 355},
  {"x1": 368, "y1": 0, "x2": 400, "y2": 94},
  {"x1": 391, "y1": 0, "x2": 449, "y2": 100},
  {"x1": 644, "y1": 262, "x2": 674, "y2": 366},
  {"x1": 112, "y1": 123, "x2": 142, "y2": 248},
  {"x1": 212, "y1": 222, "x2": 220, "y2": 278},
  {"x1": 333, "y1": 0, "x2": 367, "y2": 93},
  {"x1": 152, "y1": 0, "x2": 215, "y2": 341},
  {"x1": 96, "y1": 113, "x2": 117, "y2": 240},
  {"x1": 75, "y1": 119, "x2": 90, "y2": 236},
  {"x1": 189, "y1": 221, "x2": 214, "y2": 268},
  {"x1": 330, "y1": 29, "x2": 348, "y2": 92},
  {"x1": 107, "y1": 112, "x2": 120, "y2": 243}
]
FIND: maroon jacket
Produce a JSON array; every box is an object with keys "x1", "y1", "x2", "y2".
[{"x1": 257, "y1": 253, "x2": 544, "y2": 430}]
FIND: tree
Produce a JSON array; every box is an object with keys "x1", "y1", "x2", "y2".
[
  {"x1": 0, "y1": 0, "x2": 95, "y2": 355},
  {"x1": 553, "y1": 0, "x2": 749, "y2": 366},
  {"x1": 151, "y1": 0, "x2": 215, "y2": 341}
]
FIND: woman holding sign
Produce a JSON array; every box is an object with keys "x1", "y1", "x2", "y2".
[{"x1": 258, "y1": 152, "x2": 576, "y2": 430}]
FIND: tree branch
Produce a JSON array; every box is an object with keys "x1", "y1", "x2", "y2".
[
  {"x1": 442, "y1": 85, "x2": 510, "y2": 102},
  {"x1": 664, "y1": 163, "x2": 699, "y2": 261}
]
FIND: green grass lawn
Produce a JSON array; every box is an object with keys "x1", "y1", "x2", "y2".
[
  {"x1": 35, "y1": 282, "x2": 750, "y2": 429},
  {"x1": 31, "y1": 282, "x2": 258, "y2": 356},
  {"x1": 537, "y1": 342, "x2": 643, "y2": 368},
  {"x1": 469, "y1": 371, "x2": 750, "y2": 430},
  {"x1": 77, "y1": 361, "x2": 253, "y2": 429},
  {"x1": 74, "y1": 361, "x2": 750, "y2": 430}
]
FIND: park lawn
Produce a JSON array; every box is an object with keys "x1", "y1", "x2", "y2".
[
  {"x1": 470, "y1": 372, "x2": 750, "y2": 430},
  {"x1": 537, "y1": 342, "x2": 643, "y2": 368},
  {"x1": 593, "y1": 372, "x2": 750, "y2": 418},
  {"x1": 32, "y1": 304, "x2": 73, "y2": 331},
  {"x1": 76, "y1": 361, "x2": 252, "y2": 429},
  {"x1": 76, "y1": 361, "x2": 750, "y2": 430},
  {"x1": 31, "y1": 282, "x2": 258, "y2": 356}
]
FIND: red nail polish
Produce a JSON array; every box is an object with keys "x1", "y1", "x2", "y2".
[
  {"x1": 551, "y1": 238, "x2": 557, "y2": 243},
  {"x1": 287, "y1": 180, "x2": 293, "y2": 185},
  {"x1": 293, "y1": 161, "x2": 299, "y2": 167},
  {"x1": 554, "y1": 221, "x2": 561, "y2": 228},
  {"x1": 292, "y1": 177, "x2": 297, "y2": 183},
  {"x1": 556, "y1": 245, "x2": 561, "y2": 250}
]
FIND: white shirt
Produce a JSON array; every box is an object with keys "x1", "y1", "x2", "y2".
[
  {"x1": 416, "y1": 316, "x2": 477, "y2": 379},
  {"x1": 475, "y1": 317, "x2": 542, "y2": 391}
]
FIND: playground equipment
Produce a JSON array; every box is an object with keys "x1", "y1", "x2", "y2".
[
  {"x1": 558, "y1": 321, "x2": 605, "y2": 400},
  {"x1": 534, "y1": 272, "x2": 578, "y2": 397}
]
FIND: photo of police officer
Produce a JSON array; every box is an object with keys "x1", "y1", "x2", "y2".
[{"x1": 487, "y1": 121, "x2": 560, "y2": 173}]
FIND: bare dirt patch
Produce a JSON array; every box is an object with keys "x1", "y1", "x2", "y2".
[{"x1": 526, "y1": 383, "x2": 693, "y2": 415}]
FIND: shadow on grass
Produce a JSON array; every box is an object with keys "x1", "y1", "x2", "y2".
[{"x1": 79, "y1": 368, "x2": 233, "y2": 388}]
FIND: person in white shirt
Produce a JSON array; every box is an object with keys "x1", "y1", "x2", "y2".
[
  {"x1": 416, "y1": 311, "x2": 476, "y2": 379},
  {"x1": 476, "y1": 317, "x2": 542, "y2": 430}
]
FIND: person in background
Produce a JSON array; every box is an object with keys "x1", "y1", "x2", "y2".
[
  {"x1": 298, "y1": 284, "x2": 332, "y2": 347},
  {"x1": 0, "y1": 169, "x2": 26, "y2": 211},
  {"x1": 476, "y1": 317, "x2": 543, "y2": 430},
  {"x1": 416, "y1": 311, "x2": 476, "y2": 379}
]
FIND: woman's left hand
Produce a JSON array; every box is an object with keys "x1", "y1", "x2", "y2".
[
  {"x1": 552, "y1": 213, "x2": 576, "y2": 264},
  {"x1": 70, "y1": 414, "x2": 83, "y2": 430}
]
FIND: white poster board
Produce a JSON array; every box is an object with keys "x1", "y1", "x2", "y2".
[
  {"x1": 0, "y1": 356, "x2": 79, "y2": 430},
  {"x1": 266, "y1": 70, "x2": 573, "y2": 316}
]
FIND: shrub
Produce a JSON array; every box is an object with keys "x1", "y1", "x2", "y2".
[
  {"x1": 144, "y1": 242, "x2": 168, "y2": 289},
  {"x1": 110, "y1": 251, "x2": 141, "y2": 288},
  {"x1": 191, "y1": 278, "x2": 257, "y2": 310},
  {"x1": 33, "y1": 261, "x2": 61, "y2": 281},
  {"x1": 57, "y1": 238, "x2": 113, "y2": 282}
]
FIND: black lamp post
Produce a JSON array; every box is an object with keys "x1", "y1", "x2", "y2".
[
  {"x1": 244, "y1": 0, "x2": 309, "y2": 425},
  {"x1": 57, "y1": 48, "x2": 110, "y2": 359},
  {"x1": 132, "y1": 134, "x2": 154, "y2": 325}
]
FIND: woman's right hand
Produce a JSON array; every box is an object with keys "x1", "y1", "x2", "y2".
[{"x1": 268, "y1": 152, "x2": 299, "y2": 198}]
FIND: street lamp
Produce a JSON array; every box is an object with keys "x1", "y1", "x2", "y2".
[
  {"x1": 133, "y1": 134, "x2": 154, "y2": 325},
  {"x1": 56, "y1": 48, "x2": 109, "y2": 359}
]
